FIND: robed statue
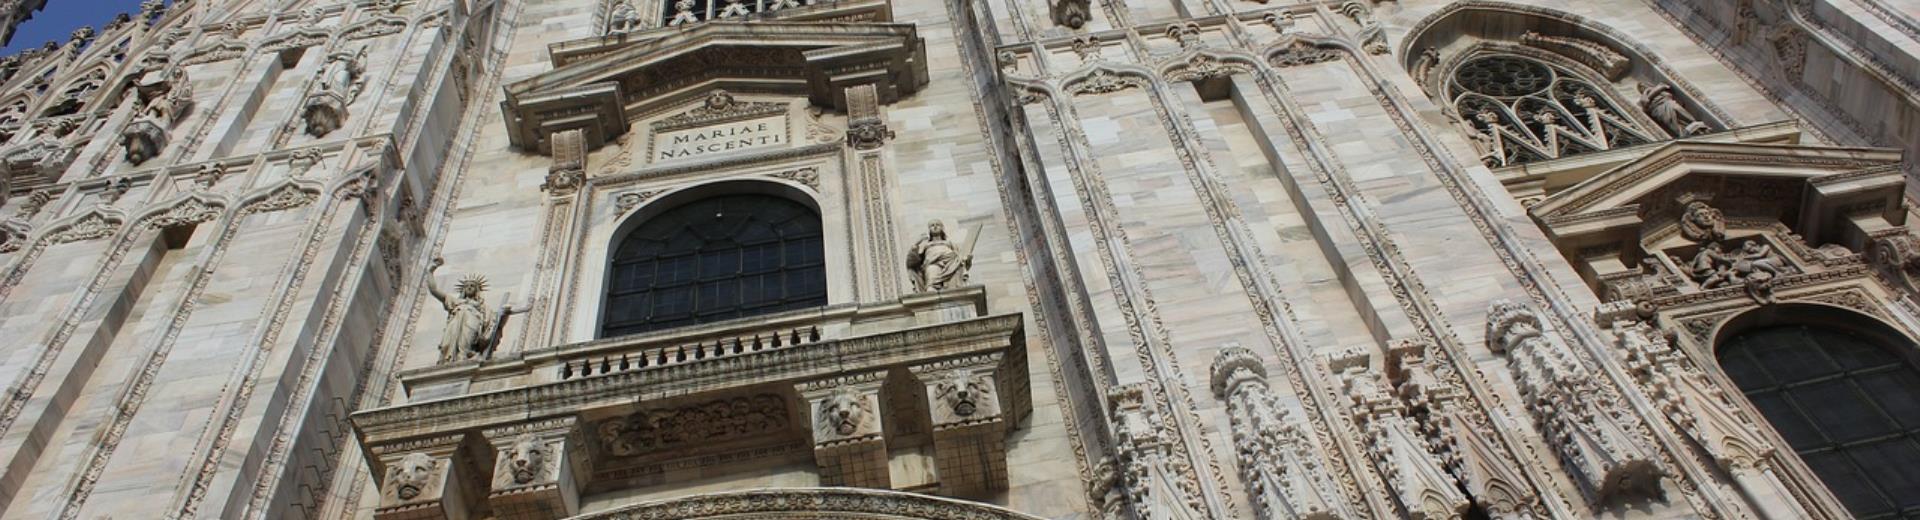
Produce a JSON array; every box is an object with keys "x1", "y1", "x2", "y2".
[
  {"x1": 427, "y1": 257, "x2": 527, "y2": 362},
  {"x1": 907, "y1": 220, "x2": 976, "y2": 292}
]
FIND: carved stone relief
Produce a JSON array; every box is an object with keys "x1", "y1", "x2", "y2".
[{"x1": 595, "y1": 394, "x2": 789, "y2": 456}]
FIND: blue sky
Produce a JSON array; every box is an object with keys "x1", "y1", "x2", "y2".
[{"x1": 4, "y1": 0, "x2": 153, "y2": 54}]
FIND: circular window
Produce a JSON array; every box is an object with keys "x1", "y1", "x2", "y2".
[{"x1": 1453, "y1": 55, "x2": 1553, "y2": 98}]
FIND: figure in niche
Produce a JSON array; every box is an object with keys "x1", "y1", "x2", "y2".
[
  {"x1": 426, "y1": 257, "x2": 527, "y2": 362},
  {"x1": 605, "y1": 1, "x2": 640, "y2": 34},
  {"x1": 907, "y1": 219, "x2": 976, "y2": 292},
  {"x1": 1639, "y1": 83, "x2": 1709, "y2": 137}
]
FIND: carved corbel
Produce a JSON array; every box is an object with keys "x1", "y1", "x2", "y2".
[
  {"x1": 1387, "y1": 340, "x2": 1538, "y2": 518},
  {"x1": 844, "y1": 85, "x2": 893, "y2": 151},
  {"x1": 1109, "y1": 383, "x2": 1208, "y2": 520},
  {"x1": 370, "y1": 434, "x2": 488, "y2": 520},
  {"x1": 797, "y1": 371, "x2": 891, "y2": 488},
  {"x1": 542, "y1": 128, "x2": 587, "y2": 195},
  {"x1": 482, "y1": 417, "x2": 585, "y2": 520},
  {"x1": 1868, "y1": 228, "x2": 1920, "y2": 297},
  {"x1": 1486, "y1": 300, "x2": 1663, "y2": 505},
  {"x1": 1328, "y1": 351, "x2": 1469, "y2": 520},
  {"x1": 909, "y1": 354, "x2": 1008, "y2": 497},
  {"x1": 1208, "y1": 348, "x2": 1352, "y2": 520}
]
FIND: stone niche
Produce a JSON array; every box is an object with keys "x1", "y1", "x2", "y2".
[{"x1": 354, "y1": 287, "x2": 1029, "y2": 520}]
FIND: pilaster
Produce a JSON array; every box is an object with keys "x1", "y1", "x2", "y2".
[{"x1": 843, "y1": 83, "x2": 901, "y2": 302}]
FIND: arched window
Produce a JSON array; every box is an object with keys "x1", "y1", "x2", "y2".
[
  {"x1": 601, "y1": 193, "x2": 827, "y2": 338},
  {"x1": 1720, "y1": 323, "x2": 1920, "y2": 518},
  {"x1": 1445, "y1": 53, "x2": 1659, "y2": 167}
]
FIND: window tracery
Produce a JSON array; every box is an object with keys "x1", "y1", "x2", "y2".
[{"x1": 1446, "y1": 53, "x2": 1661, "y2": 167}]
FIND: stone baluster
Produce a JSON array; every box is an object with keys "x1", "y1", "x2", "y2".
[{"x1": 797, "y1": 371, "x2": 892, "y2": 488}]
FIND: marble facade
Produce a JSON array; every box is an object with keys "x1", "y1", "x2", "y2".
[{"x1": 0, "y1": 0, "x2": 1914, "y2": 518}]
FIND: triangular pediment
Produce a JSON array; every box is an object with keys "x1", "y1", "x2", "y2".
[
  {"x1": 1530, "y1": 140, "x2": 1903, "y2": 253},
  {"x1": 501, "y1": 21, "x2": 927, "y2": 154}
]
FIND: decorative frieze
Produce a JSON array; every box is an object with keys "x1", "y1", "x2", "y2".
[
  {"x1": 596, "y1": 394, "x2": 789, "y2": 456},
  {"x1": 1208, "y1": 348, "x2": 1351, "y2": 520},
  {"x1": 1486, "y1": 300, "x2": 1663, "y2": 505}
]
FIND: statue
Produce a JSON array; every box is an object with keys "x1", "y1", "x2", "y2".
[
  {"x1": 605, "y1": 1, "x2": 640, "y2": 34},
  {"x1": 1638, "y1": 83, "x2": 1709, "y2": 138},
  {"x1": 906, "y1": 219, "x2": 975, "y2": 292},
  {"x1": 426, "y1": 258, "x2": 527, "y2": 362}
]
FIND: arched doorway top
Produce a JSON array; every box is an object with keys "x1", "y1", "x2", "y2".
[{"x1": 568, "y1": 488, "x2": 1049, "y2": 519}]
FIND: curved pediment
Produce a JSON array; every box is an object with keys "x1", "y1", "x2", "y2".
[
  {"x1": 1530, "y1": 140, "x2": 1903, "y2": 255},
  {"x1": 500, "y1": 22, "x2": 928, "y2": 154}
]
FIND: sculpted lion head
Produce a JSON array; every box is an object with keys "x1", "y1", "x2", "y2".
[
  {"x1": 935, "y1": 370, "x2": 993, "y2": 418},
  {"x1": 819, "y1": 388, "x2": 870, "y2": 437},
  {"x1": 507, "y1": 434, "x2": 548, "y2": 484},
  {"x1": 385, "y1": 452, "x2": 436, "y2": 501}
]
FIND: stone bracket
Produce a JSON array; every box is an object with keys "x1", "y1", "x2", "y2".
[
  {"x1": 482, "y1": 417, "x2": 586, "y2": 520},
  {"x1": 369, "y1": 433, "x2": 490, "y2": 520},
  {"x1": 797, "y1": 371, "x2": 892, "y2": 488},
  {"x1": 909, "y1": 354, "x2": 1010, "y2": 498}
]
